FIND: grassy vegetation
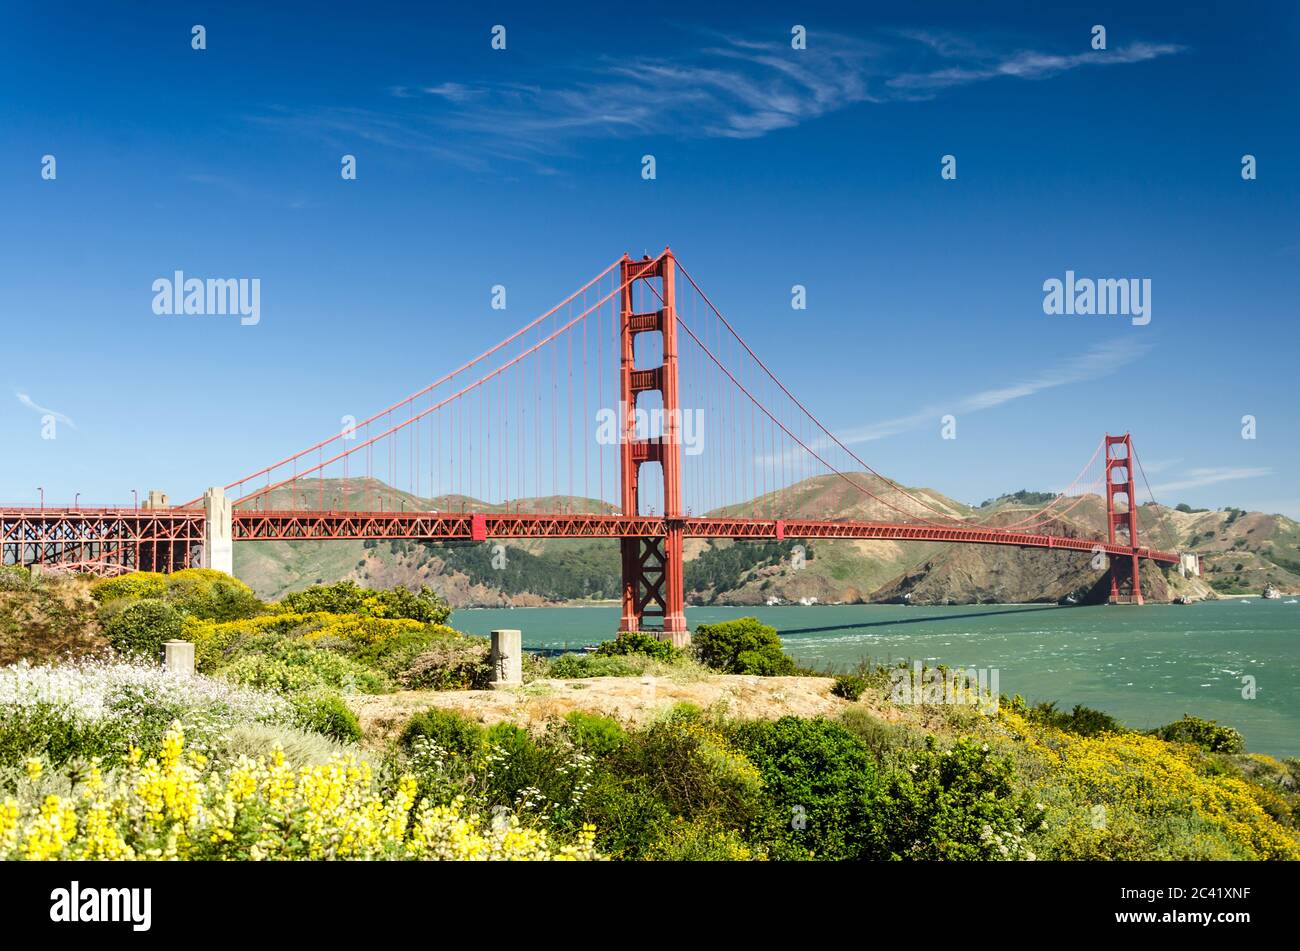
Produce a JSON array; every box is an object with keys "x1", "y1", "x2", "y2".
[
  {"x1": 1, "y1": 569, "x2": 1297, "y2": 861},
  {"x1": 0, "y1": 569, "x2": 485, "y2": 753}
]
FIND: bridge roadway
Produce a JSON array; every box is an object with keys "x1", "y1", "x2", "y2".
[{"x1": 1, "y1": 506, "x2": 1181, "y2": 568}]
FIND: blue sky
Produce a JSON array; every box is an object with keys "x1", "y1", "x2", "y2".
[{"x1": 2, "y1": 1, "x2": 1298, "y2": 515}]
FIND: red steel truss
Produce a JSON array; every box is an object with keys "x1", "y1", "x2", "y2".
[
  {"x1": 1, "y1": 508, "x2": 204, "y2": 576},
  {"x1": 3, "y1": 508, "x2": 1179, "y2": 575},
  {"x1": 225, "y1": 510, "x2": 1178, "y2": 562}
]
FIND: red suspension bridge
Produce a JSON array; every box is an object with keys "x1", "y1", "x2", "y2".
[{"x1": 2, "y1": 250, "x2": 1189, "y2": 642}]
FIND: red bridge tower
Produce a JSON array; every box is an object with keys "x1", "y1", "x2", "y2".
[
  {"x1": 618, "y1": 251, "x2": 690, "y2": 645},
  {"x1": 1105, "y1": 432, "x2": 1143, "y2": 604}
]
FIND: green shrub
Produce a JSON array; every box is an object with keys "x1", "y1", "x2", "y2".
[
  {"x1": 1152, "y1": 714, "x2": 1246, "y2": 754},
  {"x1": 219, "y1": 645, "x2": 390, "y2": 696},
  {"x1": 692, "y1": 617, "x2": 794, "y2": 676},
  {"x1": 1022, "y1": 700, "x2": 1127, "y2": 737},
  {"x1": 735, "y1": 648, "x2": 796, "y2": 676},
  {"x1": 165, "y1": 571, "x2": 265, "y2": 621},
  {"x1": 547, "y1": 653, "x2": 643, "y2": 678},
  {"x1": 599, "y1": 707, "x2": 766, "y2": 846},
  {"x1": 728, "y1": 716, "x2": 880, "y2": 860},
  {"x1": 571, "y1": 707, "x2": 769, "y2": 860},
  {"x1": 578, "y1": 771, "x2": 673, "y2": 859},
  {"x1": 564, "y1": 711, "x2": 626, "y2": 757},
  {"x1": 329, "y1": 626, "x2": 448, "y2": 674},
  {"x1": 368, "y1": 584, "x2": 452, "y2": 624},
  {"x1": 0, "y1": 700, "x2": 206, "y2": 774},
  {"x1": 90, "y1": 572, "x2": 168, "y2": 605},
  {"x1": 92, "y1": 569, "x2": 263, "y2": 621},
  {"x1": 644, "y1": 818, "x2": 768, "y2": 860},
  {"x1": 595, "y1": 632, "x2": 681, "y2": 662},
  {"x1": 838, "y1": 708, "x2": 924, "y2": 763},
  {"x1": 398, "y1": 708, "x2": 486, "y2": 758},
  {"x1": 831, "y1": 674, "x2": 868, "y2": 701},
  {"x1": 290, "y1": 691, "x2": 362, "y2": 743},
  {"x1": 280, "y1": 580, "x2": 450, "y2": 624},
  {"x1": 482, "y1": 722, "x2": 592, "y2": 827},
  {"x1": 279, "y1": 580, "x2": 369, "y2": 615},
  {"x1": 0, "y1": 704, "x2": 113, "y2": 772},
  {"x1": 103, "y1": 598, "x2": 182, "y2": 661},
  {"x1": 521, "y1": 651, "x2": 550, "y2": 683},
  {"x1": 866, "y1": 738, "x2": 1045, "y2": 860}
]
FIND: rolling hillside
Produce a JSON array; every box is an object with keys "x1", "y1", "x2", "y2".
[{"x1": 231, "y1": 477, "x2": 1300, "y2": 606}]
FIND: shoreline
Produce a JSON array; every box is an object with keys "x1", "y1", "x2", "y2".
[{"x1": 455, "y1": 597, "x2": 1300, "y2": 611}]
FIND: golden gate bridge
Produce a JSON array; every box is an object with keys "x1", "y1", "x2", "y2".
[{"x1": 1, "y1": 250, "x2": 1189, "y2": 641}]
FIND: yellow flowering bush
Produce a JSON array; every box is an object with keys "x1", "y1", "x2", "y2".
[
  {"x1": 999, "y1": 709, "x2": 1300, "y2": 860},
  {"x1": 182, "y1": 613, "x2": 447, "y2": 671},
  {"x1": 90, "y1": 572, "x2": 170, "y2": 605},
  {"x1": 0, "y1": 722, "x2": 600, "y2": 861},
  {"x1": 182, "y1": 613, "x2": 324, "y2": 670},
  {"x1": 298, "y1": 615, "x2": 430, "y2": 646},
  {"x1": 646, "y1": 817, "x2": 770, "y2": 861},
  {"x1": 92, "y1": 569, "x2": 262, "y2": 624}
]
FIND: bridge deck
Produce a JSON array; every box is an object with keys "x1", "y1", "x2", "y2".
[{"x1": 0, "y1": 507, "x2": 1177, "y2": 566}]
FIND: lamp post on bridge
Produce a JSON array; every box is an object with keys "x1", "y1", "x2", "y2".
[
  {"x1": 74, "y1": 492, "x2": 80, "y2": 509},
  {"x1": 132, "y1": 489, "x2": 138, "y2": 510},
  {"x1": 37, "y1": 487, "x2": 43, "y2": 512}
]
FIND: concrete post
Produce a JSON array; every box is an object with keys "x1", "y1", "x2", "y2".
[
  {"x1": 202, "y1": 486, "x2": 233, "y2": 576},
  {"x1": 489, "y1": 629, "x2": 523, "y2": 688},
  {"x1": 163, "y1": 640, "x2": 195, "y2": 676},
  {"x1": 1179, "y1": 552, "x2": 1201, "y2": 577},
  {"x1": 663, "y1": 626, "x2": 692, "y2": 650}
]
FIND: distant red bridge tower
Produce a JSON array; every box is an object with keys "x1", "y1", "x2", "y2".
[{"x1": 1105, "y1": 432, "x2": 1143, "y2": 604}]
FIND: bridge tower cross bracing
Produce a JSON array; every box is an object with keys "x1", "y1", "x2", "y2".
[
  {"x1": 618, "y1": 250, "x2": 689, "y2": 645},
  {"x1": 1105, "y1": 432, "x2": 1144, "y2": 605}
]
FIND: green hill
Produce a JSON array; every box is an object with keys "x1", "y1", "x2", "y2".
[{"x1": 232, "y1": 477, "x2": 1300, "y2": 606}]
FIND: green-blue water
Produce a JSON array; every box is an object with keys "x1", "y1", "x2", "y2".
[{"x1": 455, "y1": 601, "x2": 1300, "y2": 759}]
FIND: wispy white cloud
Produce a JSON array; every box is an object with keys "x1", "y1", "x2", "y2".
[
  {"x1": 754, "y1": 339, "x2": 1150, "y2": 475},
  {"x1": 840, "y1": 339, "x2": 1150, "y2": 445},
  {"x1": 256, "y1": 30, "x2": 1185, "y2": 169},
  {"x1": 886, "y1": 40, "x2": 1184, "y2": 94},
  {"x1": 16, "y1": 391, "x2": 75, "y2": 429},
  {"x1": 1151, "y1": 467, "x2": 1274, "y2": 495}
]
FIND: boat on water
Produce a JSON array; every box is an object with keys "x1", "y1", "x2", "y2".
[{"x1": 1172, "y1": 595, "x2": 1192, "y2": 605}]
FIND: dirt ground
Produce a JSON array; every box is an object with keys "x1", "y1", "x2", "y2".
[{"x1": 347, "y1": 674, "x2": 890, "y2": 747}]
